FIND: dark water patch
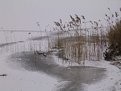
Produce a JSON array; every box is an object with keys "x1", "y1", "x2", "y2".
[
  {"x1": 29, "y1": 36, "x2": 48, "y2": 40},
  {"x1": 9, "y1": 51, "x2": 106, "y2": 91},
  {"x1": 9, "y1": 51, "x2": 106, "y2": 82},
  {"x1": 0, "y1": 42, "x2": 18, "y2": 47},
  {"x1": 56, "y1": 81, "x2": 85, "y2": 91},
  {"x1": 0, "y1": 41, "x2": 24, "y2": 48},
  {"x1": 18, "y1": 41, "x2": 24, "y2": 43}
]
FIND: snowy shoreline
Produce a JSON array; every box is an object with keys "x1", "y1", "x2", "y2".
[
  {"x1": 0, "y1": 51, "x2": 121, "y2": 91},
  {"x1": 0, "y1": 32, "x2": 121, "y2": 91}
]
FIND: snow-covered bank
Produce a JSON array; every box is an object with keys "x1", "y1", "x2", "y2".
[
  {"x1": 0, "y1": 32, "x2": 121, "y2": 91},
  {"x1": 84, "y1": 60, "x2": 121, "y2": 91},
  {"x1": 52, "y1": 58, "x2": 121, "y2": 91},
  {"x1": 0, "y1": 54, "x2": 58, "y2": 91},
  {"x1": 0, "y1": 47, "x2": 121, "y2": 91},
  {"x1": 8, "y1": 51, "x2": 106, "y2": 91}
]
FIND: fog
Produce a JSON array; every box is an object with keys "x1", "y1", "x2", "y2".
[{"x1": 0, "y1": 0, "x2": 121, "y2": 30}]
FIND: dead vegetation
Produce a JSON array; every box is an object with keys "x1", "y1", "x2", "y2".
[{"x1": 104, "y1": 8, "x2": 121, "y2": 61}]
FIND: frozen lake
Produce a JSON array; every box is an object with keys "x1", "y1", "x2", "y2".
[{"x1": 0, "y1": 31, "x2": 121, "y2": 91}]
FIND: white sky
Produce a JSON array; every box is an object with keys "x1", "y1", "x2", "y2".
[{"x1": 0, "y1": 0, "x2": 121, "y2": 30}]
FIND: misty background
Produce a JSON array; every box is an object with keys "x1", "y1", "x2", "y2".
[{"x1": 0, "y1": 0, "x2": 121, "y2": 30}]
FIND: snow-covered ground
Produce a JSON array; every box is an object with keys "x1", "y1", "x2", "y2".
[
  {"x1": 0, "y1": 32, "x2": 58, "y2": 91},
  {"x1": 85, "y1": 60, "x2": 121, "y2": 91},
  {"x1": 1, "y1": 53, "x2": 121, "y2": 91},
  {"x1": 0, "y1": 32, "x2": 121, "y2": 91},
  {"x1": 0, "y1": 53, "x2": 58, "y2": 91},
  {"x1": 53, "y1": 55, "x2": 121, "y2": 91}
]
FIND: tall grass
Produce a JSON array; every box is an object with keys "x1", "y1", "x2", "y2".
[
  {"x1": 104, "y1": 8, "x2": 121, "y2": 60},
  {"x1": 53, "y1": 15, "x2": 107, "y2": 65}
]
